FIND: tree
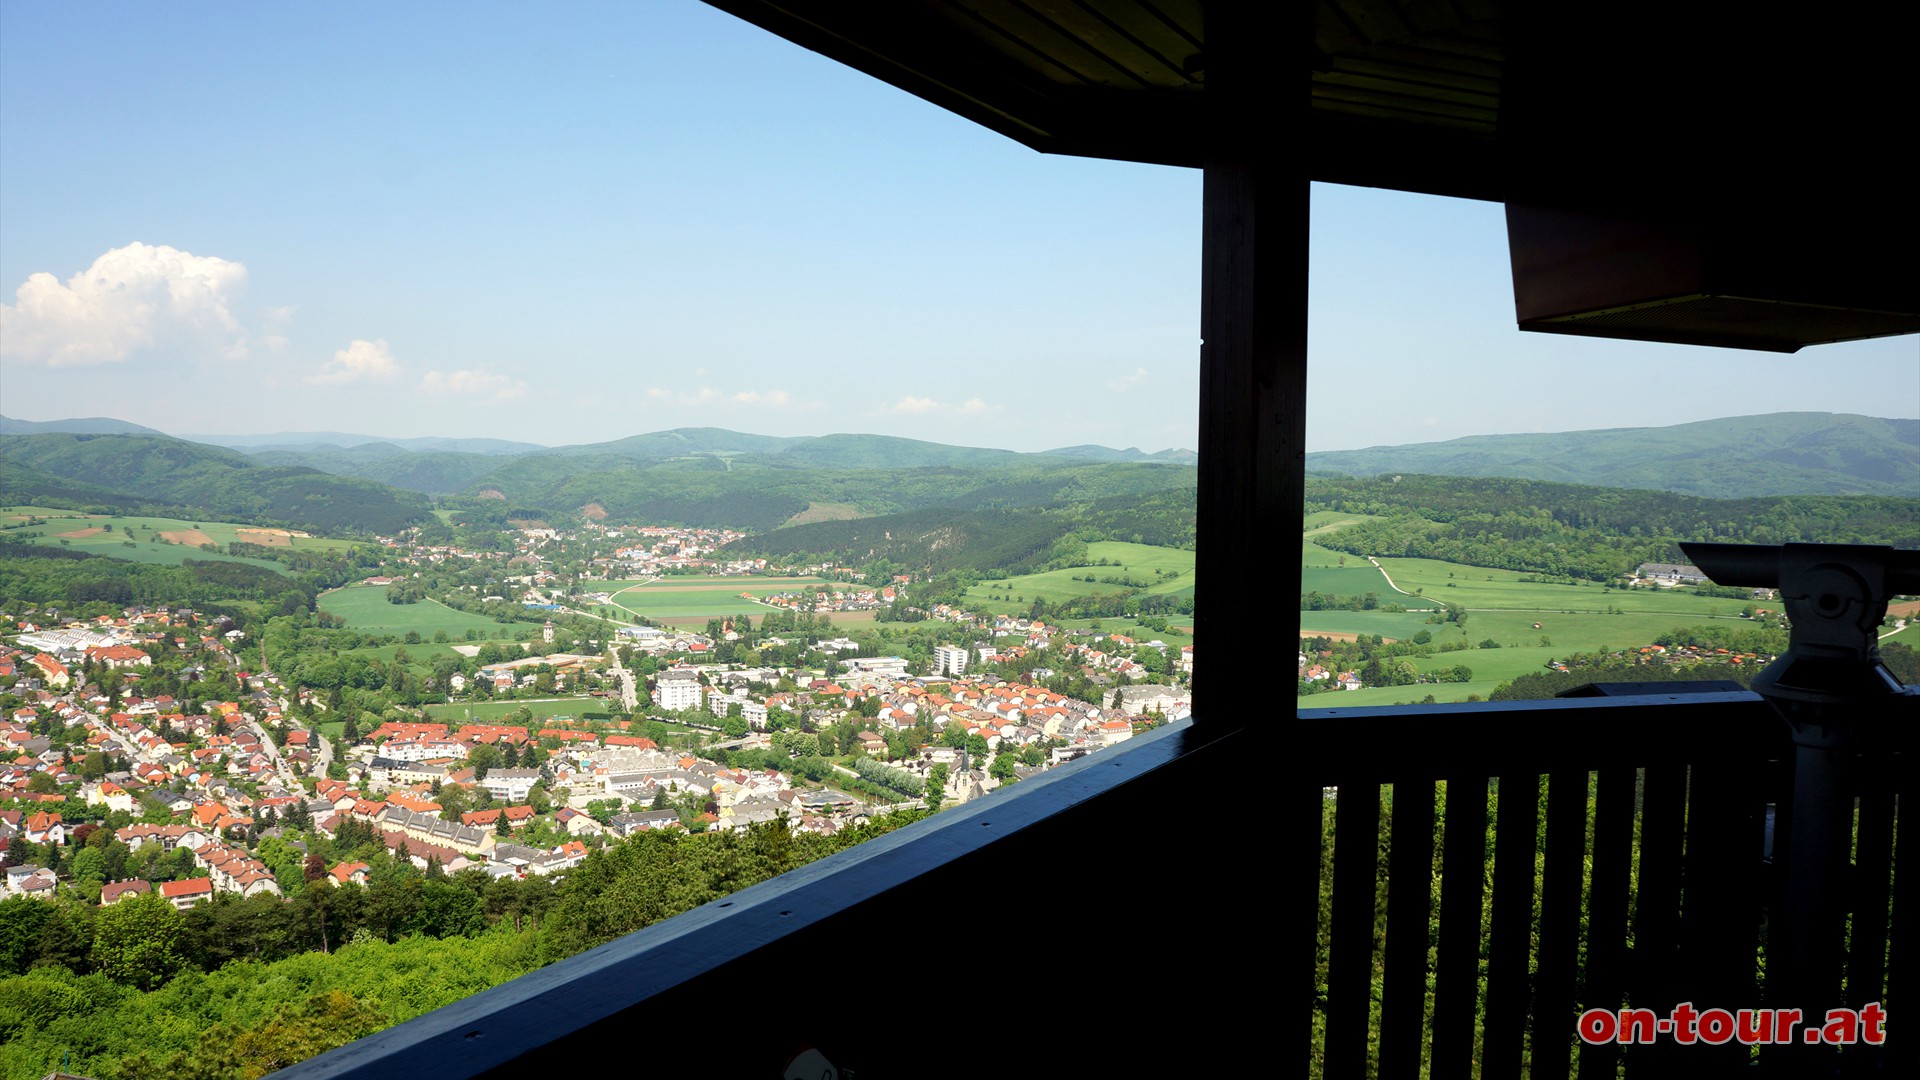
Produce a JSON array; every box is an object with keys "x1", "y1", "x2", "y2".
[
  {"x1": 469, "y1": 743, "x2": 501, "y2": 780},
  {"x1": 926, "y1": 763, "x2": 950, "y2": 812},
  {"x1": 92, "y1": 891, "x2": 187, "y2": 990}
]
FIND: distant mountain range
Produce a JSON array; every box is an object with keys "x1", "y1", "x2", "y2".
[
  {"x1": 1, "y1": 413, "x2": 1909, "y2": 539},
  {"x1": 0, "y1": 415, "x2": 168, "y2": 437},
  {"x1": 1306, "y1": 413, "x2": 1918, "y2": 498}
]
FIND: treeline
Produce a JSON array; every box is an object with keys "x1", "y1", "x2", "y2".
[
  {"x1": 1490, "y1": 661, "x2": 1758, "y2": 700},
  {"x1": 0, "y1": 811, "x2": 922, "y2": 1080},
  {"x1": 1304, "y1": 474, "x2": 1918, "y2": 580}
]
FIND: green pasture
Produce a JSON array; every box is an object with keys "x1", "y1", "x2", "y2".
[
  {"x1": 963, "y1": 542, "x2": 1195, "y2": 614},
  {"x1": 1374, "y1": 557, "x2": 1752, "y2": 618},
  {"x1": 320, "y1": 585, "x2": 516, "y2": 637},
  {"x1": 1298, "y1": 611, "x2": 1438, "y2": 641},
  {"x1": 1302, "y1": 511, "x2": 1384, "y2": 537},
  {"x1": 1049, "y1": 617, "x2": 1195, "y2": 648},
  {"x1": 2, "y1": 507, "x2": 368, "y2": 572},
  {"x1": 1884, "y1": 623, "x2": 1920, "y2": 648},
  {"x1": 1300, "y1": 542, "x2": 1396, "y2": 594},
  {"x1": 606, "y1": 575, "x2": 882, "y2": 625}
]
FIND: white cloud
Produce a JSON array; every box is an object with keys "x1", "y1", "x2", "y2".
[
  {"x1": 419, "y1": 368, "x2": 525, "y2": 399},
  {"x1": 731, "y1": 389, "x2": 791, "y2": 406},
  {"x1": 878, "y1": 394, "x2": 1000, "y2": 417},
  {"x1": 310, "y1": 339, "x2": 400, "y2": 384},
  {"x1": 647, "y1": 386, "x2": 803, "y2": 409},
  {"x1": 1107, "y1": 366, "x2": 1149, "y2": 393},
  {"x1": 0, "y1": 242, "x2": 249, "y2": 365}
]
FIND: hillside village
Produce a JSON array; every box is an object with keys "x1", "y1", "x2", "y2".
[{"x1": 0, "y1": 538, "x2": 1194, "y2": 909}]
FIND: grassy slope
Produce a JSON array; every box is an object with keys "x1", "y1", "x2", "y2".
[
  {"x1": 319, "y1": 585, "x2": 516, "y2": 637},
  {"x1": 1295, "y1": 517, "x2": 1768, "y2": 705},
  {"x1": 4, "y1": 508, "x2": 358, "y2": 572},
  {"x1": 961, "y1": 541, "x2": 1195, "y2": 613}
]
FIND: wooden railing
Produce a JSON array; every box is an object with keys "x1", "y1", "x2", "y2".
[{"x1": 1299, "y1": 690, "x2": 1910, "y2": 1079}]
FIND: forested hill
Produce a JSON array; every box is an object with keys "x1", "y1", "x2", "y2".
[
  {"x1": 1305, "y1": 474, "x2": 1919, "y2": 580},
  {"x1": 722, "y1": 488, "x2": 1196, "y2": 575},
  {"x1": 1306, "y1": 412, "x2": 1918, "y2": 498},
  {"x1": 0, "y1": 433, "x2": 432, "y2": 535}
]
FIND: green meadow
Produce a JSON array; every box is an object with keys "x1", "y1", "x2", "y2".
[
  {"x1": 320, "y1": 585, "x2": 517, "y2": 637},
  {"x1": 3, "y1": 506, "x2": 360, "y2": 571},
  {"x1": 1297, "y1": 540, "x2": 1771, "y2": 707},
  {"x1": 1047, "y1": 616, "x2": 1195, "y2": 648},
  {"x1": 603, "y1": 574, "x2": 867, "y2": 625},
  {"x1": 963, "y1": 541, "x2": 1195, "y2": 614},
  {"x1": 1300, "y1": 539, "x2": 1398, "y2": 597}
]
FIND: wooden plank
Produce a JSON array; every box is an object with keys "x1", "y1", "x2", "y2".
[
  {"x1": 1327, "y1": 783, "x2": 1382, "y2": 1077},
  {"x1": 1431, "y1": 778, "x2": 1487, "y2": 1080},
  {"x1": 1528, "y1": 771, "x2": 1589, "y2": 1080},
  {"x1": 1624, "y1": 765, "x2": 1687, "y2": 1074},
  {"x1": 1676, "y1": 757, "x2": 1762, "y2": 1071},
  {"x1": 1849, "y1": 785, "x2": 1896, "y2": 1007},
  {"x1": 1886, "y1": 781, "x2": 1913, "y2": 1073},
  {"x1": 1577, "y1": 767, "x2": 1635, "y2": 1079},
  {"x1": 1379, "y1": 779, "x2": 1436, "y2": 1080},
  {"x1": 1480, "y1": 773, "x2": 1539, "y2": 1080}
]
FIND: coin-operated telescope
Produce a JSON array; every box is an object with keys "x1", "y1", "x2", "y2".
[
  {"x1": 1681, "y1": 542, "x2": 1920, "y2": 708},
  {"x1": 1681, "y1": 542, "x2": 1917, "y2": 1045}
]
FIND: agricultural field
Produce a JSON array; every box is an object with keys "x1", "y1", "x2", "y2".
[
  {"x1": 1300, "y1": 539, "x2": 1397, "y2": 597},
  {"x1": 320, "y1": 584, "x2": 519, "y2": 637},
  {"x1": 603, "y1": 575, "x2": 872, "y2": 626},
  {"x1": 1298, "y1": 538, "x2": 1772, "y2": 706},
  {"x1": 1, "y1": 506, "x2": 359, "y2": 571},
  {"x1": 963, "y1": 541, "x2": 1195, "y2": 614}
]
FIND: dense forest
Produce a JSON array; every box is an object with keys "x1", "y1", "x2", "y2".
[
  {"x1": 1304, "y1": 474, "x2": 1917, "y2": 580},
  {"x1": 0, "y1": 812, "x2": 921, "y2": 1080},
  {"x1": 0, "y1": 435, "x2": 432, "y2": 535},
  {"x1": 0, "y1": 544, "x2": 342, "y2": 616}
]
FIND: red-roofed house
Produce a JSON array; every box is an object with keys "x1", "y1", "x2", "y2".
[
  {"x1": 158, "y1": 878, "x2": 214, "y2": 910},
  {"x1": 101, "y1": 879, "x2": 152, "y2": 904}
]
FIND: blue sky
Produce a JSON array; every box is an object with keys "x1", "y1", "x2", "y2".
[{"x1": 3, "y1": 2, "x2": 1914, "y2": 454}]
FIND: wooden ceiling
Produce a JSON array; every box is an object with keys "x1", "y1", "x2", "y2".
[
  {"x1": 702, "y1": 2, "x2": 1913, "y2": 212},
  {"x1": 702, "y1": 2, "x2": 1917, "y2": 348}
]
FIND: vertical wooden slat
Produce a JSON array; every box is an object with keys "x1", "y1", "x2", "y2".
[
  {"x1": 1624, "y1": 765, "x2": 1687, "y2": 1074},
  {"x1": 1529, "y1": 770, "x2": 1589, "y2": 1080},
  {"x1": 1880, "y1": 781, "x2": 1911, "y2": 1073},
  {"x1": 1481, "y1": 773, "x2": 1539, "y2": 1080},
  {"x1": 1676, "y1": 757, "x2": 1763, "y2": 1072},
  {"x1": 1327, "y1": 782, "x2": 1382, "y2": 1079},
  {"x1": 1431, "y1": 777, "x2": 1488, "y2": 1080},
  {"x1": 1578, "y1": 766, "x2": 1636, "y2": 1080},
  {"x1": 1848, "y1": 786, "x2": 1895, "y2": 1007},
  {"x1": 1379, "y1": 779, "x2": 1436, "y2": 1080}
]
